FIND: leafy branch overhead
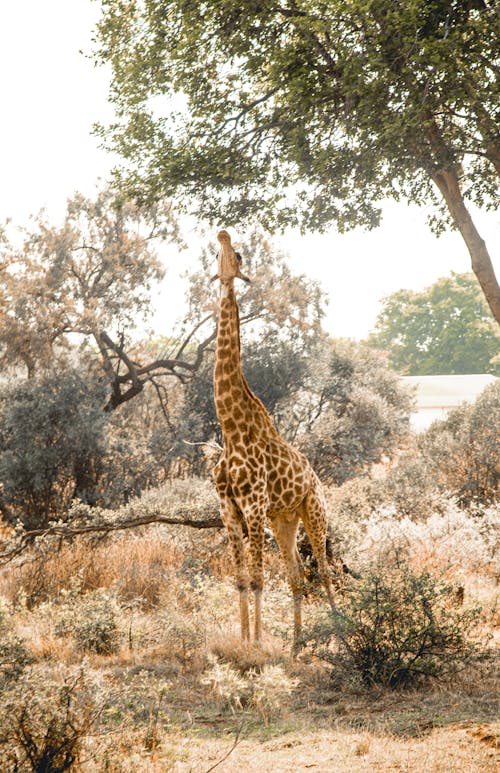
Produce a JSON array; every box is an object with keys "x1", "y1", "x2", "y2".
[{"x1": 94, "y1": 0, "x2": 500, "y2": 322}]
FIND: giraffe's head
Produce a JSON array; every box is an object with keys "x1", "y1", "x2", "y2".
[{"x1": 213, "y1": 230, "x2": 250, "y2": 286}]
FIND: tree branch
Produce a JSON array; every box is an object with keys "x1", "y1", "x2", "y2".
[
  {"x1": 0, "y1": 508, "x2": 224, "y2": 567},
  {"x1": 98, "y1": 316, "x2": 218, "y2": 411}
]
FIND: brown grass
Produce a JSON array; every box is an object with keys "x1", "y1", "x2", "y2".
[
  {"x1": 0, "y1": 530, "x2": 182, "y2": 608},
  {"x1": 0, "y1": 512, "x2": 498, "y2": 773}
]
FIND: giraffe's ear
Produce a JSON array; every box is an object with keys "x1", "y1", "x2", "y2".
[
  {"x1": 210, "y1": 273, "x2": 219, "y2": 282},
  {"x1": 236, "y1": 270, "x2": 251, "y2": 284}
]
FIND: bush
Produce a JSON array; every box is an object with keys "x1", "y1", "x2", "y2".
[
  {"x1": 201, "y1": 658, "x2": 298, "y2": 721},
  {"x1": 419, "y1": 380, "x2": 500, "y2": 506},
  {"x1": 296, "y1": 341, "x2": 413, "y2": 485},
  {"x1": 303, "y1": 567, "x2": 486, "y2": 688},
  {"x1": 201, "y1": 657, "x2": 250, "y2": 712},
  {"x1": 0, "y1": 370, "x2": 107, "y2": 529},
  {"x1": 55, "y1": 589, "x2": 121, "y2": 655},
  {"x1": 0, "y1": 669, "x2": 102, "y2": 772},
  {"x1": 250, "y1": 664, "x2": 298, "y2": 724},
  {"x1": 359, "y1": 504, "x2": 500, "y2": 579},
  {"x1": 382, "y1": 452, "x2": 448, "y2": 521},
  {"x1": 0, "y1": 597, "x2": 31, "y2": 686}
]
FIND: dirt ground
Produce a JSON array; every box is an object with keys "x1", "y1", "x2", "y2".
[{"x1": 106, "y1": 660, "x2": 499, "y2": 773}]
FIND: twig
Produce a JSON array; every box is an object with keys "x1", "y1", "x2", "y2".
[{"x1": 203, "y1": 721, "x2": 245, "y2": 773}]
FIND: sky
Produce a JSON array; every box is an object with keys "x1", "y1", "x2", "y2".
[{"x1": 0, "y1": 1, "x2": 498, "y2": 341}]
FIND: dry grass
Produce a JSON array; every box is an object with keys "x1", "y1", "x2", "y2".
[
  {"x1": 0, "y1": 499, "x2": 498, "y2": 772},
  {"x1": 209, "y1": 634, "x2": 286, "y2": 673},
  {"x1": 0, "y1": 530, "x2": 183, "y2": 608}
]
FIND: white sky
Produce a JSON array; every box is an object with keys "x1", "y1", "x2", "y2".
[{"x1": 0, "y1": 1, "x2": 498, "y2": 340}]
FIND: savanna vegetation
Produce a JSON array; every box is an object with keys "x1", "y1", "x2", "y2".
[
  {"x1": 0, "y1": 1, "x2": 499, "y2": 769},
  {"x1": 0, "y1": 183, "x2": 498, "y2": 770}
]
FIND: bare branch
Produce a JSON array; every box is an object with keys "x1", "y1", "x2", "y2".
[{"x1": 0, "y1": 508, "x2": 224, "y2": 567}]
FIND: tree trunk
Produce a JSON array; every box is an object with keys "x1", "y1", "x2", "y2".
[{"x1": 432, "y1": 167, "x2": 500, "y2": 325}]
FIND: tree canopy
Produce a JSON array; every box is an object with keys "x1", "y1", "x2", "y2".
[
  {"x1": 368, "y1": 272, "x2": 500, "y2": 374},
  {"x1": 94, "y1": 0, "x2": 500, "y2": 322},
  {"x1": 0, "y1": 187, "x2": 174, "y2": 379}
]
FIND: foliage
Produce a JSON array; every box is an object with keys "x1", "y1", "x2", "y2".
[
  {"x1": 382, "y1": 452, "x2": 449, "y2": 520},
  {"x1": 303, "y1": 567, "x2": 486, "y2": 688},
  {"x1": 368, "y1": 273, "x2": 500, "y2": 375},
  {"x1": 201, "y1": 657, "x2": 250, "y2": 712},
  {"x1": 201, "y1": 658, "x2": 297, "y2": 721},
  {"x1": 94, "y1": 0, "x2": 500, "y2": 319},
  {"x1": 0, "y1": 599, "x2": 31, "y2": 687},
  {"x1": 418, "y1": 380, "x2": 500, "y2": 505},
  {"x1": 359, "y1": 503, "x2": 499, "y2": 580},
  {"x1": 55, "y1": 589, "x2": 122, "y2": 656},
  {"x1": 98, "y1": 398, "x2": 167, "y2": 505},
  {"x1": 0, "y1": 669, "x2": 104, "y2": 773},
  {"x1": 294, "y1": 340, "x2": 413, "y2": 485},
  {"x1": 250, "y1": 664, "x2": 298, "y2": 724},
  {"x1": 0, "y1": 369, "x2": 108, "y2": 529}
]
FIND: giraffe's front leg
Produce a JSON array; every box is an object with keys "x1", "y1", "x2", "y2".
[
  {"x1": 220, "y1": 499, "x2": 250, "y2": 641},
  {"x1": 245, "y1": 508, "x2": 265, "y2": 645}
]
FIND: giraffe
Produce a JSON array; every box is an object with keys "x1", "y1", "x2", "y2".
[{"x1": 212, "y1": 229, "x2": 337, "y2": 652}]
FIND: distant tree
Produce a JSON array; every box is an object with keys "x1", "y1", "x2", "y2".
[
  {"x1": 368, "y1": 272, "x2": 500, "y2": 374},
  {"x1": 94, "y1": 0, "x2": 500, "y2": 322},
  {"x1": 0, "y1": 187, "x2": 174, "y2": 379},
  {"x1": 292, "y1": 339, "x2": 413, "y2": 485},
  {"x1": 0, "y1": 370, "x2": 107, "y2": 529}
]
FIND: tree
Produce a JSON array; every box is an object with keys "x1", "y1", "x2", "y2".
[
  {"x1": 418, "y1": 379, "x2": 500, "y2": 504},
  {"x1": 0, "y1": 370, "x2": 108, "y2": 529},
  {"x1": 0, "y1": 187, "x2": 222, "y2": 410},
  {"x1": 291, "y1": 338, "x2": 413, "y2": 484},
  {"x1": 0, "y1": 187, "x2": 173, "y2": 380},
  {"x1": 94, "y1": 0, "x2": 500, "y2": 322},
  {"x1": 367, "y1": 272, "x2": 500, "y2": 374}
]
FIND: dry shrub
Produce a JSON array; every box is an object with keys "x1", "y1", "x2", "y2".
[
  {"x1": 67, "y1": 590, "x2": 122, "y2": 656},
  {"x1": 0, "y1": 597, "x2": 32, "y2": 686},
  {"x1": 250, "y1": 664, "x2": 299, "y2": 723},
  {"x1": 0, "y1": 531, "x2": 182, "y2": 609},
  {"x1": 0, "y1": 667, "x2": 105, "y2": 772},
  {"x1": 201, "y1": 656, "x2": 250, "y2": 711},
  {"x1": 359, "y1": 502, "x2": 499, "y2": 581},
  {"x1": 94, "y1": 532, "x2": 182, "y2": 608},
  {"x1": 303, "y1": 566, "x2": 487, "y2": 689},
  {"x1": 201, "y1": 656, "x2": 298, "y2": 723},
  {"x1": 210, "y1": 635, "x2": 284, "y2": 674}
]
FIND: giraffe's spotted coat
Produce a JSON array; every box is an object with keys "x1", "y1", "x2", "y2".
[{"x1": 212, "y1": 230, "x2": 336, "y2": 649}]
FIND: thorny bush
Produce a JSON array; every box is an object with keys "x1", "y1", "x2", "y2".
[{"x1": 302, "y1": 566, "x2": 487, "y2": 688}]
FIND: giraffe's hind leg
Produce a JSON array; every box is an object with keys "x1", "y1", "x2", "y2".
[
  {"x1": 268, "y1": 511, "x2": 305, "y2": 652},
  {"x1": 299, "y1": 479, "x2": 337, "y2": 611}
]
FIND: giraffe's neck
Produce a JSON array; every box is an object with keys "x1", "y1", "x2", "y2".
[{"x1": 214, "y1": 284, "x2": 275, "y2": 437}]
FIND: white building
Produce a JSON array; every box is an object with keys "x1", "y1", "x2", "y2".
[{"x1": 401, "y1": 374, "x2": 498, "y2": 432}]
